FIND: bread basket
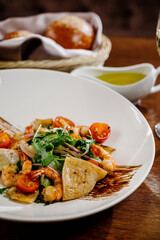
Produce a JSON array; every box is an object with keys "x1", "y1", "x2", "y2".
[{"x1": 0, "y1": 34, "x2": 111, "y2": 72}]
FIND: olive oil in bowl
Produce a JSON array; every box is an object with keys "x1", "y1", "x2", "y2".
[{"x1": 97, "y1": 72, "x2": 146, "y2": 86}]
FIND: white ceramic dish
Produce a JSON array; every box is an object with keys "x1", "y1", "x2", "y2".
[
  {"x1": 0, "y1": 69, "x2": 155, "y2": 222},
  {"x1": 71, "y1": 63, "x2": 160, "y2": 103}
]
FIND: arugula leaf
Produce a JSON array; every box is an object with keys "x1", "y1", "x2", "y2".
[
  {"x1": 75, "y1": 138, "x2": 95, "y2": 157},
  {"x1": 31, "y1": 125, "x2": 94, "y2": 174},
  {"x1": 32, "y1": 128, "x2": 66, "y2": 173},
  {"x1": 49, "y1": 159, "x2": 64, "y2": 174},
  {"x1": 68, "y1": 129, "x2": 74, "y2": 134}
]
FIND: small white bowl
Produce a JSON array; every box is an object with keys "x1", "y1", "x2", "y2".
[{"x1": 71, "y1": 63, "x2": 160, "y2": 103}]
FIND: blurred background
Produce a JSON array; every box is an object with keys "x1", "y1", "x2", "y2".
[{"x1": 0, "y1": 0, "x2": 159, "y2": 38}]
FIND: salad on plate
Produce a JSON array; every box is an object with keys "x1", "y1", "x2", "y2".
[{"x1": 0, "y1": 116, "x2": 135, "y2": 204}]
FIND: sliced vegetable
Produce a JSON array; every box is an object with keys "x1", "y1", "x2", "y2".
[
  {"x1": 19, "y1": 140, "x2": 37, "y2": 158},
  {"x1": 90, "y1": 122, "x2": 111, "y2": 143},
  {"x1": 53, "y1": 146, "x2": 78, "y2": 157},
  {"x1": 0, "y1": 132, "x2": 10, "y2": 148},
  {"x1": 17, "y1": 174, "x2": 40, "y2": 193},
  {"x1": 63, "y1": 142, "x2": 80, "y2": 154},
  {"x1": 63, "y1": 142, "x2": 99, "y2": 162},
  {"x1": 88, "y1": 159, "x2": 100, "y2": 167},
  {"x1": 22, "y1": 133, "x2": 34, "y2": 141}
]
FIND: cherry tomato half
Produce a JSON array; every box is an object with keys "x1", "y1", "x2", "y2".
[
  {"x1": 0, "y1": 132, "x2": 10, "y2": 148},
  {"x1": 17, "y1": 174, "x2": 40, "y2": 193},
  {"x1": 90, "y1": 122, "x2": 111, "y2": 143},
  {"x1": 54, "y1": 116, "x2": 75, "y2": 129},
  {"x1": 25, "y1": 125, "x2": 34, "y2": 134}
]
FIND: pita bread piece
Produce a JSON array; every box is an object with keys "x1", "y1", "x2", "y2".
[
  {"x1": 62, "y1": 156, "x2": 107, "y2": 200},
  {"x1": 7, "y1": 187, "x2": 39, "y2": 204}
]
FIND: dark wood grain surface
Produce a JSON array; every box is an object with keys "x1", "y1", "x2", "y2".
[{"x1": 0, "y1": 37, "x2": 160, "y2": 240}]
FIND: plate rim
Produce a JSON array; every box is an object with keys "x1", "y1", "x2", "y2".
[{"x1": 0, "y1": 68, "x2": 155, "y2": 222}]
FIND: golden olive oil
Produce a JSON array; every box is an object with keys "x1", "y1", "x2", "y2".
[{"x1": 97, "y1": 72, "x2": 146, "y2": 86}]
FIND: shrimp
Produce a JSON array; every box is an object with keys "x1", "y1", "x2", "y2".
[
  {"x1": 1, "y1": 150, "x2": 38, "y2": 203},
  {"x1": 21, "y1": 160, "x2": 32, "y2": 174},
  {"x1": 70, "y1": 125, "x2": 90, "y2": 139},
  {"x1": 30, "y1": 166, "x2": 62, "y2": 202},
  {"x1": 68, "y1": 126, "x2": 116, "y2": 172},
  {"x1": 78, "y1": 126, "x2": 90, "y2": 137},
  {"x1": 18, "y1": 150, "x2": 32, "y2": 174},
  {"x1": 1, "y1": 163, "x2": 18, "y2": 187},
  {"x1": 55, "y1": 116, "x2": 90, "y2": 139},
  {"x1": 90, "y1": 144, "x2": 116, "y2": 172},
  {"x1": 42, "y1": 184, "x2": 62, "y2": 203},
  {"x1": 1, "y1": 150, "x2": 32, "y2": 187}
]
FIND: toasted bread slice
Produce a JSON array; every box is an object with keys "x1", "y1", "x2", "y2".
[{"x1": 0, "y1": 117, "x2": 22, "y2": 138}]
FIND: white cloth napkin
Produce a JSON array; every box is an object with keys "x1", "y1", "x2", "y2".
[{"x1": 0, "y1": 12, "x2": 103, "y2": 60}]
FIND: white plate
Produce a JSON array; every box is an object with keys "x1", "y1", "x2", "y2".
[{"x1": 0, "y1": 69, "x2": 155, "y2": 222}]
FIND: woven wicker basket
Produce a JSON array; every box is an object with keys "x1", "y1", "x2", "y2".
[{"x1": 0, "y1": 35, "x2": 111, "y2": 72}]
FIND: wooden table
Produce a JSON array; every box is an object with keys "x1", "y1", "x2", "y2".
[{"x1": 0, "y1": 37, "x2": 160, "y2": 240}]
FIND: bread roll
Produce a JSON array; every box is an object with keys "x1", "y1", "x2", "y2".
[
  {"x1": 45, "y1": 15, "x2": 94, "y2": 50},
  {"x1": 4, "y1": 30, "x2": 32, "y2": 40}
]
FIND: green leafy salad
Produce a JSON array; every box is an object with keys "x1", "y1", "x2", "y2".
[
  {"x1": 31, "y1": 127, "x2": 97, "y2": 174},
  {"x1": 0, "y1": 117, "x2": 114, "y2": 204}
]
